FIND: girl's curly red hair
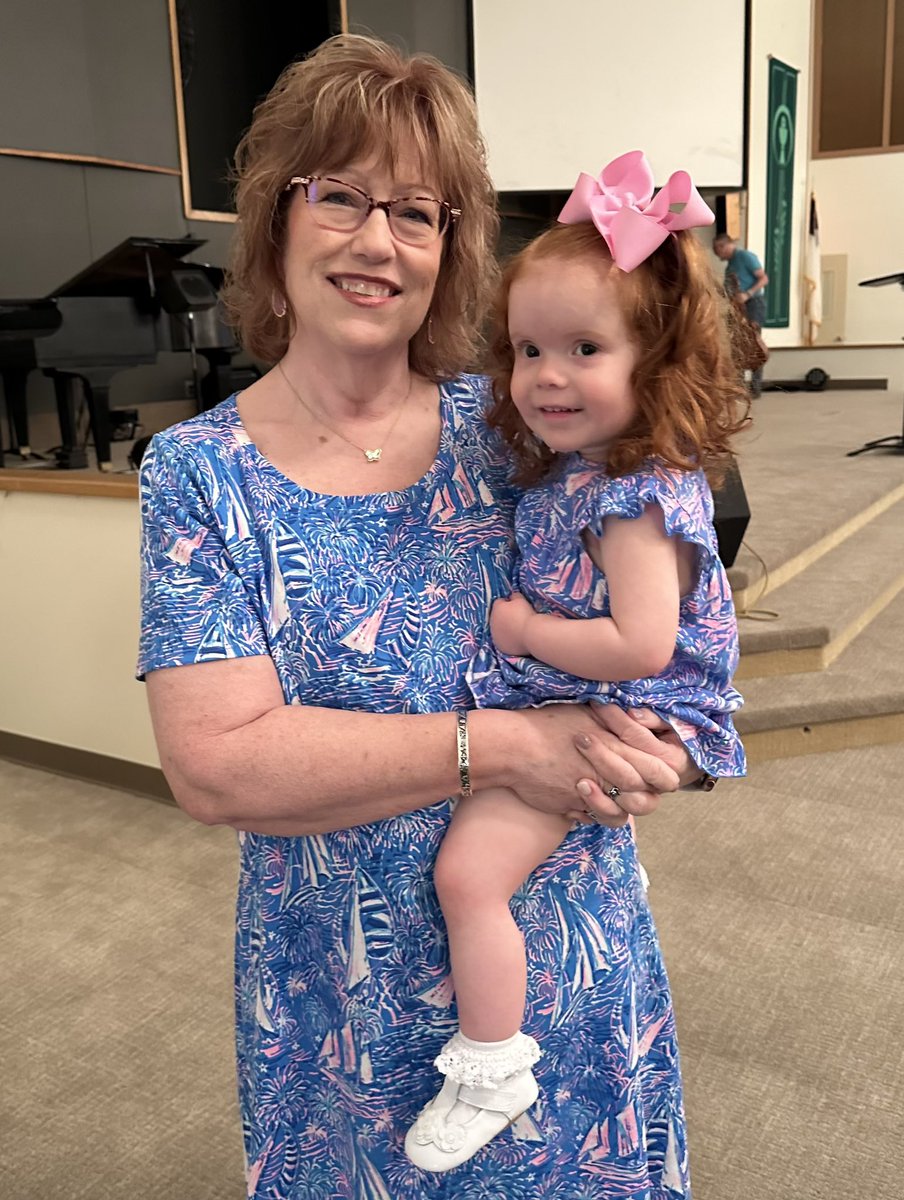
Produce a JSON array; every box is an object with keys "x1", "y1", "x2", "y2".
[{"x1": 486, "y1": 222, "x2": 750, "y2": 487}]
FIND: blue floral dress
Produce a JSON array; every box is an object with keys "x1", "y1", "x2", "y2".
[
  {"x1": 468, "y1": 457, "x2": 746, "y2": 778},
  {"x1": 138, "y1": 375, "x2": 691, "y2": 1199}
]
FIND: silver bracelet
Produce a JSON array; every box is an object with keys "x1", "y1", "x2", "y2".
[{"x1": 455, "y1": 710, "x2": 473, "y2": 798}]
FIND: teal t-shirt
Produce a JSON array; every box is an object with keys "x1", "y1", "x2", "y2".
[{"x1": 727, "y1": 247, "x2": 765, "y2": 294}]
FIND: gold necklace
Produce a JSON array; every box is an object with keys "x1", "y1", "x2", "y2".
[{"x1": 276, "y1": 361, "x2": 410, "y2": 463}]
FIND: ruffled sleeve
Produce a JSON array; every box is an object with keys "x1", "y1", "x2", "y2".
[
  {"x1": 580, "y1": 460, "x2": 718, "y2": 576},
  {"x1": 137, "y1": 433, "x2": 268, "y2": 678}
]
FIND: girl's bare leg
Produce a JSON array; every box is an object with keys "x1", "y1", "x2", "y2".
[
  {"x1": 405, "y1": 791, "x2": 571, "y2": 1171},
  {"x1": 434, "y1": 787, "x2": 571, "y2": 1041}
]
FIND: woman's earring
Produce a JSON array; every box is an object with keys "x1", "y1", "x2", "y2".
[
  {"x1": 427, "y1": 315, "x2": 435, "y2": 345},
  {"x1": 272, "y1": 294, "x2": 287, "y2": 319}
]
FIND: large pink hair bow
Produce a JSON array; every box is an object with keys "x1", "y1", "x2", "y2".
[{"x1": 558, "y1": 150, "x2": 714, "y2": 273}]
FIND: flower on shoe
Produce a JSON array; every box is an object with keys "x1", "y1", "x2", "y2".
[{"x1": 413, "y1": 1110, "x2": 467, "y2": 1152}]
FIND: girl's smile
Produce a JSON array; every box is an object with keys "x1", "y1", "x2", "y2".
[{"x1": 508, "y1": 256, "x2": 639, "y2": 464}]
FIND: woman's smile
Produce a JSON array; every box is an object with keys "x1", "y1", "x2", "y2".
[{"x1": 328, "y1": 272, "x2": 402, "y2": 303}]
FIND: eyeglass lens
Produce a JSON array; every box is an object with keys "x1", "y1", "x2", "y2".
[{"x1": 306, "y1": 178, "x2": 447, "y2": 244}]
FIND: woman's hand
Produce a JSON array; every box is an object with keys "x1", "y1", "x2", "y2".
[
  {"x1": 591, "y1": 705, "x2": 699, "y2": 779},
  {"x1": 485, "y1": 703, "x2": 682, "y2": 829},
  {"x1": 574, "y1": 704, "x2": 698, "y2": 822}
]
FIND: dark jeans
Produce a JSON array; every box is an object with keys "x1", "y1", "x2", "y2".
[{"x1": 745, "y1": 294, "x2": 767, "y2": 396}]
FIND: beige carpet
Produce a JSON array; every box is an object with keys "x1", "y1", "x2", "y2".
[
  {"x1": 726, "y1": 388, "x2": 904, "y2": 600},
  {"x1": 641, "y1": 747, "x2": 904, "y2": 1200},
  {"x1": 0, "y1": 762, "x2": 244, "y2": 1200},
  {"x1": 2, "y1": 750, "x2": 902, "y2": 1199}
]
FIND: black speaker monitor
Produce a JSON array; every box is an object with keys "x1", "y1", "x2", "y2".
[
  {"x1": 157, "y1": 267, "x2": 218, "y2": 314},
  {"x1": 712, "y1": 461, "x2": 750, "y2": 568}
]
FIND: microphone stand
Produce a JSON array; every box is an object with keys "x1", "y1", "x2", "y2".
[{"x1": 847, "y1": 272, "x2": 904, "y2": 456}]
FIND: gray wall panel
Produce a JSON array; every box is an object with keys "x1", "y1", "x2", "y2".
[
  {"x1": 0, "y1": 1, "x2": 94, "y2": 155},
  {"x1": 82, "y1": 0, "x2": 181, "y2": 168},
  {"x1": 83, "y1": 170, "x2": 189, "y2": 263},
  {"x1": 0, "y1": 0, "x2": 179, "y2": 168},
  {"x1": 84, "y1": 169, "x2": 236, "y2": 270},
  {"x1": 0, "y1": 158, "x2": 92, "y2": 296},
  {"x1": 346, "y1": 0, "x2": 470, "y2": 78},
  {"x1": 185, "y1": 221, "x2": 236, "y2": 271}
]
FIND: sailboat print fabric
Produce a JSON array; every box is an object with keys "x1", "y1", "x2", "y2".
[
  {"x1": 138, "y1": 375, "x2": 691, "y2": 1199},
  {"x1": 468, "y1": 457, "x2": 746, "y2": 778}
]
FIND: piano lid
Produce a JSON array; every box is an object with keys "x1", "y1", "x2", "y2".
[{"x1": 50, "y1": 236, "x2": 207, "y2": 299}]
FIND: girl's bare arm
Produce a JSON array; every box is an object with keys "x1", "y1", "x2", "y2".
[{"x1": 494, "y1": 505, "x2": 684, "y2": 681}]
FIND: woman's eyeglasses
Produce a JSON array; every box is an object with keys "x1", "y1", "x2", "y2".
[{"x1": 284, "y1": 176, "x2": 460, "y2": 247}]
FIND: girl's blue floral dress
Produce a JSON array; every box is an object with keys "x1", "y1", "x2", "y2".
[
  {"x1": 138, "y1": 375, "x2": 692, "y2": 1199},
  {"x1": 468, "y1": 456, "x2": 746, "y2": 779}
]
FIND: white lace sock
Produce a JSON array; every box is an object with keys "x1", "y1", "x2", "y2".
[{"x1": 434, "y1": 1030, "x2": 541, "y2": 1123}]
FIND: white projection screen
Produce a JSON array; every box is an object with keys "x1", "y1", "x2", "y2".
[{"x1": 473, "y1": 0, "x2": 747, "y2": 192}]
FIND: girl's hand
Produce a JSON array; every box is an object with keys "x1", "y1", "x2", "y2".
[{"x1": 490, "y1": 593, "x2": 535, "y2": 656}]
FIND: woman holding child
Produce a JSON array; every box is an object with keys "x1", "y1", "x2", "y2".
[{"x1": 138, "y1": 33, "x2": 743, "y2": 1198}]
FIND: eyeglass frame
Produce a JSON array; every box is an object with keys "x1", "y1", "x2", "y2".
[{"x1": 283, "y1": 175, "x2": 461, "y2": 243}]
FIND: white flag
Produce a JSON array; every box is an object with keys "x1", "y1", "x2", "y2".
[{"x1": 803, "y1": 194, "x2": 822, "y2": 345}]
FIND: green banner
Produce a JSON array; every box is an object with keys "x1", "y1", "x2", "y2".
[{"x1": 764, "y1": 57, "x2": 798, "y2": 327}]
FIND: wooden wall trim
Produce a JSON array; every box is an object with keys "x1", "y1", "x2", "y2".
[
  {"x1": 0, "y1": 470, "x2": 139, "y2": 499},
  {"x1": 0, "y1": 731, "x2": 175, "y2": 806},
  {"x1": 882, "y1": 0, "x2": 895, "y2": 147},
  {"x1": 167, "y1": 0, "x2": 194, "y2": 221},
  {"x1": 0, "y1": 147, "x2": 180, "y2": 176},
  {"x1": 813, "y1": 143, "x2": 904, "y2": 159}
]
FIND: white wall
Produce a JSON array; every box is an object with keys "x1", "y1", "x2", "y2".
[
  {"x1": 810, "y1": 152, "x2": 904, "y2": 344},
  {"x1": 473, "y1": 0, "x2": 747, "y2": 191},
  {"x1": 747, "y1": 0, "x2": 815, "y2": 347},
  {"x1": 0, "y1": 489, "x2": 159, "y2": 767}
]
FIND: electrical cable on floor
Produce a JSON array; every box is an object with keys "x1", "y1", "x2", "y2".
[{"x1": 735, "y1": 539, "x2": 780, "y2": 621}]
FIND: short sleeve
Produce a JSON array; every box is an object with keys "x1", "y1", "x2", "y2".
[
  {"x1": 137, "y1": 434, "x2": 269, "y2": 678},
  {"x1": 583, "y1": 463, "x2": 718, "y2": 569}
]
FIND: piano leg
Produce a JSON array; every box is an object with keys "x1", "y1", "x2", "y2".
[
  {"x1": 83, "y1": 379, "x2": 113, "y2": 472},
  {"x1": 48, "y1": 370, "x2": 89, "y2": 470},
  {"x1": 1, "y1": 367, "x2": 33, "y2": 458}
]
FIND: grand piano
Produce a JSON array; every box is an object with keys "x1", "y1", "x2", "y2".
[{"x1": 0, "y1": 236, "x2": 241, "y2": 470}]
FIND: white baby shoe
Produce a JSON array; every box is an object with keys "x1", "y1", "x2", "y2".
[{"x1": 404, "y1": 1030, "x2": 541, "y2": 1173}]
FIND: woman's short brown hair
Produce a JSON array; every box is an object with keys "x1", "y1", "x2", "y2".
[
  {"x1": 486, "y1": 223, "x2": 750, "y2": 487},
  {"x1": 222, "y1": 34, "x2": 499, "y2": 379}
]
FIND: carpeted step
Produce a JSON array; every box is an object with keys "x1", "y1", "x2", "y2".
[
  {"x1": 734, "y1": 499, "x2": 904, "y2": 679},
  {"x1": 735, "y1": 587, "x2": 904, "y2": 763},
  {"x1": 725, "y1": 391, "x2": 904, "y2": 611}
]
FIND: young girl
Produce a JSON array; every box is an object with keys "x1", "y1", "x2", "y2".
[{"x1": 405, "y1": 151, "x2": 748, "y2": 1173}]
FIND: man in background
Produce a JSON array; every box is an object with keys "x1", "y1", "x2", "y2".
[{"x1": 714, "y1": 232, "x2": 769, "y2": 397}]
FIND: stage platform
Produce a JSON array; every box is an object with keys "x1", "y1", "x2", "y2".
[
  {"x1": 2, "y1": 386, "x2": 902, "y2": 767},
  {"x1": 727, "y1": 388, "x2": 904, "y2": 761}
]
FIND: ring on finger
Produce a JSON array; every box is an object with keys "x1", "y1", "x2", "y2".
[
  {"x1": 605, "y1": 785, "x2": 621, "y2": 801},
  {"x1": 583, "y1": 808, "x2": 603, "y2": 824}
]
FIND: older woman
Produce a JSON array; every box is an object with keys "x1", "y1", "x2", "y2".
[{"x1": 139, "y1": 34, "x2": 697, "y2": 1198}]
